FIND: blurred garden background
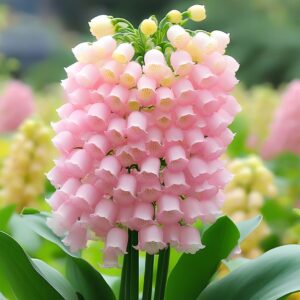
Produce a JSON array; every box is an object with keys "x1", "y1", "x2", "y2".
[{"x1": 0, "y1": 0, "x2": 300, "y2": 298}]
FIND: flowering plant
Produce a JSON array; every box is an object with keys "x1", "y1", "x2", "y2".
[{"x1": 1, "y1": 4, "x2": 300, "y2": 300}]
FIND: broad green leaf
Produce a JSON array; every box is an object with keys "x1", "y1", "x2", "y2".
[
  {"x1": 32, "y1": 259, "x2": 78, "y2": 300},
  {"x1": 165, "y1": 216, "x2": 240, "y2": 300},
  {"x1": 199, "y1": 245, "x2": 300, "y2": 300},
  {"x1": 0, "y1": 204, "x2": 16, "y2": 230},
  {"x1": 66, "y1": 257, "x2": 116, "y2": 300},
  {"x1": 223, "y1": 258, "x2": 250, "y2": 272},
  {"x1": 21, "y1": 207, "x2": 40, "y2": 215},
  {"x1": 20, "y1": 212, "x2": 115, "y2": 300},
  {"x1": 0, "y1": 232, "x2": 64, "y2": 300},
  {"x1": 236, "y1": 215, "x2": 262, "y2": 243},
  {"x1": 20, "y1": 212, "x2": 79, "y2": 257}
]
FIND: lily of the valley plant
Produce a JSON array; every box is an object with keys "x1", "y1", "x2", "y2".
[{"x1": 47, "y1": 3, "x2": 239, "y2": 299}]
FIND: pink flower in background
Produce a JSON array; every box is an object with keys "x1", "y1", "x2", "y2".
[
  {"x1": 47, "y1": 16, "x2": 240, "y2": 267},
  {"x1": 262, "y1": 80, "x2": 300, "y2": 159},
  {"x1": 0, "y1": 80, "x2": 34, "y2": 133}
]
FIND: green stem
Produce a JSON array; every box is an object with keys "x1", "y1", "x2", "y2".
[
  {"x1": 142, "y1": 254, "x2": 154, "y2": 300},
  {"x1": 154, "y1": 247, "x2": 170, "y2": 300},
  {"x1": 130, "y1": 230, "x2": 139, "y2": 300}
]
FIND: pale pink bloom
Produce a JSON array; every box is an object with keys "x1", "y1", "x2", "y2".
[
  {"x1": 52, "y1": 131, "x2": 82, "y2": 154},
  {"x1": 90, "y1": 198, "x2": 117, "y2": 237},
  {"x1": 163, "y1": 224, "x2": 180, "y2": 248},
  {"x1": 75, "y1": 64, "x2": 100, "y2": 88},
  {"x1": 196, "y1": 90, "x2": 220, "y2": 115},
  {"x1": 73, "y1": 183, "x2": 98, "y2": 210},
  {"x1": 127, "y1": 89, "x2": 140, "y2": 111},
  {"x1": 100, "y1": 60, "x2": 123, "y2": 84},
  {"x1": 135, "y1": 225, "x2": 166, "y2": 254},
  {"x1": 146, "y1": 127, "x2": 164, "y2": 157},
  {"x1": 181, "y1": 197, "x2": 203, "y2": 224},
  {"x1": 176, "y1": 105, "x2": 196, "y2": 129},
  {"x1": 138, "y1": 180, "x2": 161, "y2": 202},
  {"x1": 191, "y1": 65, "x2": 217, "y2": 89},
  {"x1": 47, "y1": 160, "x2": 70, "y2": 188},
  {"x1": 113, "y1": 174, "x2": 137, "y2": 205},
  {"x1": 0, "y1": 81, "x2": 34, "y2": 133},
  {"x1": 219, "y1": 128, "x2": 235, "y2": 147},
  {"x1": 72, "y1": 42, "x2": 97, "y2": 64},
  {"x1": 47, "y1": 191, "x2": 67, "y2": 210},
  {"x1": 107, "y1": 84, "x2": 129, "y2": 113},
  {"x1": 56, "y1": 103, "x2": 75, "y2": 119},
  {"x1": 120, "y1": 62, "x2": 142, "y2": 88},
  {"x1": 104, "y1": 227, "x2": 128, "y2": 255},
  {"x1": 201, "y1": 137, "x2": 225, "y2": 160},
  {"x1": 127, "y1": 111, "x2": 147, "y2": 141},
  {"x1": 116, "y1": 204, "x2": 134, "y2": 227},
  {"x1": 65, "y1": 110, "x2": 89, "y2": 134},
  {"x1": 216, "y1": 69, "x2": 239, "y2": 92},
  {"x1": 184, "y1": 128, "x2": 205, "y2": 154},
  {"x1": 156, "y1": 87, "x2": 175, "y2": 112},
  {"x1": 171, "y1": 50, "x2": 193, "y2": 76},
  {"x1": 165, "y1": 127, "x2": 184, "y2": 146},
  {"x1": 103, "y1": 248, "x2": 120, "y2": 268},
  {"x1": 130, "y1": 202, "x2": 154, "y2": 230},
  {"x1": 163, "y1": 170, "x2": 189, "y2": 195},
  {"x1": 137, "y1": 75, "x2": 156, "y2": 104},
  {"x1": 160, "y1": 66, "x2": 175, "y2": 87},
  {"x1": 115, "y1": 145, "x2": 135, "y2": 167},
  {"x1": 92, "y1": 36, "x2": 117, "y2": 59},
  {"x1": 68, "y1": 89, "x2": 91, "y2": 106},
  {"x1": 166, "y1": 145, "x2": 188, "y2": 171},
  {"x1": 204, "y1": 53, "x2": 227, "y2": 74},
  {"x1": 66, "y1": 149, "x2": 92, "y2": 177},
  {"x1": 87, "y1": 103, "x2": 110, "y2": 131},
  {"x1": 93, "y1": 83, "x2": 114, "y2": 102},
  {"x1": 95, "y1": 156, "x2": 121, "y2": 185},
  {"x1": 186, "y1": 32, "x2": 212, "y2": 61},
  {"x1": 143, "y1": 49, "x2": 168, "y2": 81},
  {"x1": 128, "y1": 141, "x2": 147, "y2": 163},
  {"x1": 63, "y1": 221, "x2": 88, "y2": 252},
  {"x1": 191, "y1": 181, "x2": 218, "y2": 200},
  {"x1": 85, "y1": 134, "x2": 110, "y2": 158},
  {"x1": 222, "y1": 95, "x2": 241, "y2": 117},
  {"x1": 211, "y1": 30, "x2": 230, "y2": 54},
  {"x1": 186, "y1": 157, "x2": 210, "y2": 184},
  {"x1": 61, "y1": 78, "x2": 77, "y2": 94},
  {"x1": 112, "y1": 43, "x2": 135, "y2": 64},
  {"x1": 105, "y1": 117, "x2": 127, "y2": 145},
  {"x1": 157, "y1": 194, "x2": 183, "y2": 224},
  {"x1": 172, "y1": 78, "x2": 196, "y2": 104},
  {"x1": 155, "y1": 111, "x2": 172, "y2": 129},
  {"x1": 262, "y1": 81, "x2": 300, "y2": 158},
  {"x1": 138, "y1": 157, "x2": 160, "y2": 183},
  {"x1": 167, "y1": 25, "x2": 191, "y2": 49},
  {"x1": 178, "y1": 226, "x2": 204, "y2": 254}
]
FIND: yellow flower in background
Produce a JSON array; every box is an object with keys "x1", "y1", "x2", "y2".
[
  {"x1": 0, "y1": 119, "x2": 54, "y2": 211},
  {"x1": 223, "y1": 155, "x2": 277, "y2": 258},
  {"x1": 234, "y1": 84, "x2": 280, "y2": 151}
]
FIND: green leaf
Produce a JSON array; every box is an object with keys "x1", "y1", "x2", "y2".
[
  {"x1": 20, "y1": 212, "x2": 115, "y2": 300},
  {"x1": 0, "y1": 204, "x2": 16, "y2": 230},
  {"x1": 199, "y1": 245, "x2": 300, "y2": 300},
  {"x1": 236, "y1": 215, "x2": 262, "y2": 243},
  {"x1": 223, "y1": 258, "x2": 250, "y2": 272},
  {"x1": 0, "y1": 231, "x2": 64, "y2": 300},
  {"x1": 66, "y1": 257, "x2": 116, "y2": 300},
  {"x1": 165, "y1": 216, "x2": 240, "y2": 300},
  {"x1": 21, "y1": 207, "x2": 41, "y2": 215},
  {"x1": 32, "y1": 259, "x2": 78, "y2": 300}
]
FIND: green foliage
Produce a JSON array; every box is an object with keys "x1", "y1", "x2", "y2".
[
  {"x1": 165, "y1": 216, "x2": 240, "y2": 300},
  {"x1": 0, "y1": 204, "x2": 15, "y2": 231},
  {"x1": 199, "y1": 245, "x2": 300, "y2": 300}
]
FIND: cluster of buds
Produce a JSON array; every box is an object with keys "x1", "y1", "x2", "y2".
[
  {"x1": 0, "y1": 119, "x2": 53, "y2": 210},
  {"x1": 262, "y1": 81, "x2": 300, "y2": 159},
  {"x1": 223, "y1": 155, "x2": 277, "y2": 258},
  {"x1": 0, "y1": 80, "x2": 34, "y2": 133},
  {"x1": 47, "y1": 4, "x2": 240, "y2": 267}
]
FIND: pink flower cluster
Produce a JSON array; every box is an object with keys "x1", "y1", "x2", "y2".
[
  {"x1": 0, "y1": 80, "x2": 34, "y2": 133},
  {"x1": 262, "y1": 80, "x2": 300, "y2": 159},
  {"x1": 47, "y1": 25, "x2": 240, "y2": 267}
]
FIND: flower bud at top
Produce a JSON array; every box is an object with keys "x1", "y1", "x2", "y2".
[
  {"x1": 167, "y1": 10, "x2": 182, "y2": 24},
  {"x1": 188, "y1": 5, "x2": 206, "y2": 22},
  {"x1": 140, "y1": 19, "x2": 157, "y2": 36},
  {"x1": 89, "y1": 15, "x2": 115, "y2": 39}
]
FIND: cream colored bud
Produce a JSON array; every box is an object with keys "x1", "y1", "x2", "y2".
[
  {"x1": 89, "y1": 15, "x2": 115, "y2": 39},
  {"x1": 188, "y1": 5, "x2": 206, "y2": 22},
  {"x1": 140, "y1": 19, "x2": 157, "y2": 36},
  {"x1": 167, "y1": 10, "x2": 182, "y2": 24}
]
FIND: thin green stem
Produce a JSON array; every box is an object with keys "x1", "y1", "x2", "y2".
[
  {"x1": 154, "y1": 247, "x2": 170, "y2": 300},
  {"x1": 142, "y1": 254, "x2": 154, "y2": 300},
  {"x1": 130, "y1": 230, "x2": 139, "y2": 300}
]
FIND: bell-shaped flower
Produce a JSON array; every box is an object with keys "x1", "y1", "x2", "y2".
[
  {"x1": 130, "y1": 202, "x2": 155, "y2": 230},
  {"x1": 127, "y1": 111, "x2": 147, "y2": 141},
  {"x1": 120, "y1": 62, "x2": 143, "y2": 88},
  {"x1": 113, "y1": 174, "x2": 137, "y2": 205},
  {"x1": 157, "y1": 194, "x2": 183, "y2": 224},
  {"x1": 112, "y1": 43, "x2": 135, "y2": 64},
  {"x1": 171, "y1": 50, "x2": 193, "y2": 76},
  {"x1": 135, "y1": 224, "x2": 166, "y2": 254},
  {"x1": 95, "y1": 156, "x2": 121, "y2": 185}
]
